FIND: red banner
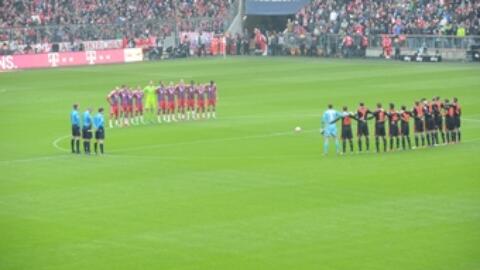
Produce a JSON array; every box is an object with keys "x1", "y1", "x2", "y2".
[{"x1": 0, "y1": 49, "x2": 131, "y2": 71}]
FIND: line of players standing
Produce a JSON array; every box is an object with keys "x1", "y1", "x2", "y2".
[
  {"x1": 106, "y1": 80, "x2": 218, "y2": 127},
  {"x1": 332, "y1": 97, "x2": 462, "y2": 154}
]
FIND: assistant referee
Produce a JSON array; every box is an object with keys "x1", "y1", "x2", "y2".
[
  {"x1": 93, "y1": 108, "x2": 106, "y2": 155},
  {"x1": 70, "y1": 104, "x2": 81, "y2": 154}
]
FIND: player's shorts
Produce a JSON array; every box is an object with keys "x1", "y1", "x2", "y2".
[
  {"x1": 159, "y1": 100, "x2": 167, "y2": 110},
  {"x1": 145, "y1": 97, "x2": 156, "y2": 110},
  {"x1": 357, "y1": 122, "x2": 369, "y2": 136},
  {"x1": 375, "y1": 123, "x2": 386, "y2": 136},
  {"x1": 187, "y1": 99, "x2": 195, "y2": 108},
  {"x1": 177, "y1": 99, "x2": 186, "y2": 108},
  {"x1": 414, "y1": 119, "x2": 424, "y2": 133},
  {"x1": 324, "y1": 126, "x2": 337, "y2": 137},
  {"x1": 135, "y1": 104, "x2": 143, "y2": 113},
  {"x1": 110, "y1": 105, "x2": 119, "y2": 117},
  {"x1": 168, "y1": 101, "x2": 175, "y2": 110},
  {"x1": 400, "y1": 122, "x2": 410, "y2": 136},
  {"x1": 341, "y1": 125, "x2": 353, "y2": 140},
  {"x1": 434, "y1": 116, "x2": 443, "y2": 130},
  {"x1": 454, "y1": 116, "x2": 461, "y2": 128},
  {"x1": 446, "y1": 117, "x2": 456, "y2": 131},
  {"x1": 389, "y1": 123, "x2": 399, "y2": 137},
  {"x1": 208, "y1": 99, "x2": 216, "y2": 106},
  {"x1": 127, "y1": 105, "x2": 133, "y2": 113},
  {"x1": 425, "y1": 118, "x2": 435, "y2": 131},
  {"x1": 197, "y1": 99, "x2": 205, "y2": 108},
  {"x1": 82, "y1": 126, "x2": 92, "y2": 139},
  {"x1": 95, "y1": 127, "x2": 105, "y2": 140},
  {"x1": 72, "y1": 124, "x2": 80, "y2": 137},
  {"x1": 121, "y1": 104, "x2": 128, "y2": 112}
]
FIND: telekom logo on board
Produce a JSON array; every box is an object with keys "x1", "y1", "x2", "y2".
[
  {"x1": 48, "y1": 53, "x2": 60, "y2": 67},
  {"x1": 86, "y1": 51, "x2": 97, "y2": 64}
]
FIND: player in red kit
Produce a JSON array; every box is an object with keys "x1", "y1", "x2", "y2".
[
  {"x1": 331, "y1": 106, "x2": 359, "y2": 154},
  {"x1": 156, "y1": 82, "x2": 167, "y2": 123},
  {"x1": 196, "y1": 82, "x2": 206, "y2": 118},
  {"x1": 176, "y1": 79, "x2": 187, "y2": 120},
  {"x1": 126, "y1": 88, "x2": 134, "y2": 126},
  {"x1": 186, "y1": 80, "x2": 197, "y2": 120},
  {"x1": 432, "y1": 96, "x2": 445, "y2": 144},
  {"x1": 371, "y1": 103, "x2": 387, "y2": 153},
  {"x1": 412, "y1": 101, "x2": 425, "y2": 148},
  {"x1": 356, "y1": 102, "x2": 372, "y2": 152},
  {"x1": 452, "y1": 97, "x2": 462, "y2": 142},
  {"x1": 107, "y1": 87, "x2": 120, "y2": 128},
  {"x1": 387, "y1": 103, "x2": 400, "y2": 151},
  {"x1": 119, "y1": 86, "x2": 130, "y2": 127},
  {"x1": 133, "y1": 87, "x2": 144, "y2": 125},
  {"x1": 166, "y1": 82, "x2": 177, "y2": 122},
  {"x1": 399, "y1": 105, "x2": 412, "y2": 150},
  {"x1": 206, "y1": 80, "x2": 217, "y2": 119}
]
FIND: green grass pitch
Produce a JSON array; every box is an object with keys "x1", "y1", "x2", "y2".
[{"x1": 1, "y1": 57, "x2": 479, "y2": 269}]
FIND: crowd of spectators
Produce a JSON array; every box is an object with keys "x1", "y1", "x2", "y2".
[
  {"x1": 288, "y1": 0, "x2": 480, "y2": 37},
  {"x1": 0, "y1": 0, "x2": 234, "y2": 54}
]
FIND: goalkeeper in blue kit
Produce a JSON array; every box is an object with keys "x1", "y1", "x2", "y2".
[{"x1": 321, "y1": 104, "x2": 341, "y2": 155}]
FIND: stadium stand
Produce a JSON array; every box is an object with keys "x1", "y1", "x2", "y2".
[
  {"x1": 291, "y1": 0, "x2": 480, "y2": 36},
  {"x1": 0, "y1": 0, "x2": 234, "y2": 54}
]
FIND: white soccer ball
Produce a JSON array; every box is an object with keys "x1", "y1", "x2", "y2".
[{"x1": 295, "y1": 126, "x2": 302, "y2": 132}]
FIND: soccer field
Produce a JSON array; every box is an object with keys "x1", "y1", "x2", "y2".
[{"x1": 1, "y1": 57, "x2": 479, "y2": 269}]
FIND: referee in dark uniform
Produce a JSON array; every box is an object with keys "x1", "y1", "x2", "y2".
[
  {"x1": 70, "y1": 104, "x2": 81, "y2": 154},
  {"x1": 93, "y1": 108, "x2": 106, "y2": 154}
]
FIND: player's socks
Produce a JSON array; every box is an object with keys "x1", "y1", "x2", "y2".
[
  {"x1": 358, "y1": 139, "x2": 362, "y2": 152},
  {"x1": 365, "y1": 138, "x2": 370, "y2": 151},
  {"x1": 75, "y1": 140, "x2": 80, "y2": 153},
  {"x1": 375, "y1": 137, "x2": 379, "y2": 152},
  {"x1": 415, "y1": 135, "x2": 419, "y2": 147},
  {"x1": 86, "y1": 141, "x2": 91, "y2": 154},
  {"x1": 383, "y1": 137, "x2": 387, "y2": 152},
  {"x1": 157, "y1": 116, "x2": 162, "y2": 123},
  {"x1": 421, "y1": 135, "x2": 425, "y2": 147},
  {"x1": 71, "y1": 139, "x2": 75, "y2": 153},
  {"x1": 426, "y1": 134, "x2": 431, "y2": 146},
  {"x1": 342, "y1": 140, "x2": 346, "y2": 153},
  {"x1": 100, "y1": 143, "x2": 104, "y2": 154},
  {"x1": 458, "y1": 131, "x2": 461, "y2": 142},
  {"x1": 335, "y1": 139, "x2": 340, "y2": 153},
  {"x1": 323, "y1": 140, "x2": 329, "y2": 155},
  {"x1": 407, "y1": 137, "x2": 411, "y2": 149},
  {"x1": 401, "y1": 137, "x2": 406, "y2": 150},
  {"x1": 94, "y1": 142, "x2": 98, "y2": 154},
  {"x1": 441, "y1": 131, "x2": 446, "y2": 143},
  {"x1": 83, "y1": 141, "x2": 87, "y2": 153},
  {"x1": 109, "y1": 120, "x2": 113, "y2": 128},
  {"x1": 349, "y1": 140, "x2": 354, "y2": 152},
  {"x1": 389, "y1": 138, "x2": 393, "y2": 150},
  {"x1": 213, "y1": 112, "x2": 216, "y2": 119},
  {"x1": 452, "y1": 132, "x2": 457, "y2": 142},
  {"x1": 446, "y1": 132, "x2": 450, "y2": 143},
  {"x1": 396, "y1": 137, "x2": 400, "y2": 149}
]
